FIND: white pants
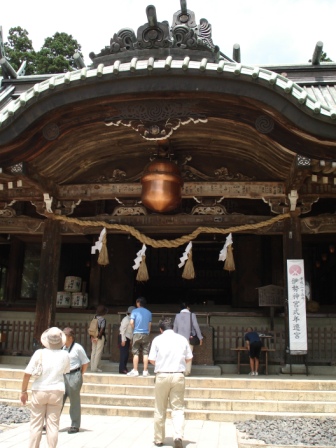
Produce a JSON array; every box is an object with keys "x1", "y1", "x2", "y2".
[
  {"x1": 154, "y1": 373, "x2": 185, "y2": 444},
  {"x1": 90, "y1": 336, "x2": 105, "y2": 371},
  {"x1": 28, "y1": 389, "x2": 64, "y2": 448}
]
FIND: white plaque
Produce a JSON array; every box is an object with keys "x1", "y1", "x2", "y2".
[{"x1": 287, "y1": 259, "x2": 307, "y2": 354}]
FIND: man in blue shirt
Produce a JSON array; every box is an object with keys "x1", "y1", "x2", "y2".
[{"x1": 127, "y1": 297, "x2": 152, "y2": 377}]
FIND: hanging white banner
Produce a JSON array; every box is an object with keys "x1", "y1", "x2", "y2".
[
  {"x1": 219, "y1": 233, "x2": 233, "y2": 262},
  {"x1": 178, "y1": 242, "x2": 192, "y2": 268},
  {"x1": 287, "y1": 259, "x2": 307, "y2": 354},
  {"x1": 132, "y1": 244, "x2": 147, "y2": 270},
  {"x1": 91, "y1": 228, "x2": 106, "y2": 254}
]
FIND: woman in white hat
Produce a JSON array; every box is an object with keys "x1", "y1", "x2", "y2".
[
  {"x1": 118, "y1": 306, "x2": 136, "y2": 374},
  {"x1": 20, "y1": 327, "x2": 70, "y2": 448}
]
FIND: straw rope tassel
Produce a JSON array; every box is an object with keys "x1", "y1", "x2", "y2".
[
  {"x1": 97, "y1": 233, "x2": 109, "y2": 266},
  {"x1": 136, "y1": 255, "x2": 149, "y2": 282},
  {"x1": 224, "y1": 244, "x2": 235, "y2": 272},
  {"x1": 182, "y1": 249, "x2": 195, "y2": 279}
]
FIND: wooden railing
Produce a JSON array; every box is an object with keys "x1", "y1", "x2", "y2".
[
  {"x1": 213, "y1": 326, "x2": 286, "y2": 364},
  {"x1": 0, "y1": 320, "x2": 114, "y2": 360},
  {"x1": 1, "y1": 320, "x2": 336, "y2": 366}
]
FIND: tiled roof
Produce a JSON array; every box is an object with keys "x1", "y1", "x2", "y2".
[
  {"x1": 303, "y1": 85, "x2": 336, "y2": 110},
  {"x1": 1, "y1": 58, "x2": 336, "y2": 128}
]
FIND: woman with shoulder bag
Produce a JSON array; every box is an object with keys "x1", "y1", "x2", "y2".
[
  {"x1": 20, "y1": 327, "x2": 70, "y2": 448},
  {"x1": 90, "y1": 304, "x2": 108, "y2": 373},
  {"x1": 173, "y1": 302, "x2": 203, "y2": 376}
]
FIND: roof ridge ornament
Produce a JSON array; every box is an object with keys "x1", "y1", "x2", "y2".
[{"x1": 90, "y1": 1, "x2": 220, "y2": 66}]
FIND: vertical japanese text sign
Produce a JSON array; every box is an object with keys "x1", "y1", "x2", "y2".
[{"x1": 287, "y1": 259, "x2": 307, "y2": 354}]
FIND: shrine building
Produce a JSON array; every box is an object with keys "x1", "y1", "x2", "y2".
[{"x1": 1, "y1": 1, "x2": 336, "y2": 363}]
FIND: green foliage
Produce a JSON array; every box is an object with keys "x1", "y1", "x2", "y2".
[
  {"x1": 4, "y1": 27, "x2": 36, "y2": 75},
  {"x1": 2, "y1": 28, "x2": 83, "y2": 76},
  {"x1": 321, "y1": 52, "x2": 333, "y2": 62},
  {"x1": 35, "y1": 32, "x2": 82, "y2": 74}
]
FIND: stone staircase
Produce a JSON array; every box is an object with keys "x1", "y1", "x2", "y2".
[{"x1": 1, "y1": 365, "x2": 336, "y2": 422}]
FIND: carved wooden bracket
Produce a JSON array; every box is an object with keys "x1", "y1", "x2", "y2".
[
  {"x1": 263, "y1": 197, "x2": 289, "y2": 214},
  {"x1": 31, "y1": 194, "x2": 56, "y2": 216},
  {"x1": 301, "y1": 215, "x2": 336, "y2": 234},
  {"x1": 112, "y1": 205, "x2": 147, "y2": 216},
  {"x1": 55, "y1": 200, "x2": 82, "y2": 216},
  {"x1": 105, "y1": 101, "x2": 207, "y2": 141},
  {"x1": 191, "y1": 204, "x2": 227, "y2": 215},
  {"x1": 0, "y1": 206, "x2": 16, "y2": 218},
  {"x1": 298, "y1": 196, "x2": 319, "y2": 214}
]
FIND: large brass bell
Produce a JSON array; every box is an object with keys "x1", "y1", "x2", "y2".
[{"x1": 141, "y1": 159, "x2": 184, "y2": 212}]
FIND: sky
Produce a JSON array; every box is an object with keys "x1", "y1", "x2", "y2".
[{"x1": 1, "y1": 0, "x2": 335, "y2": 67}]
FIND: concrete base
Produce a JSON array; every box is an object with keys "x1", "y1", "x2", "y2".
[
  {"x1": 0, "y1": 355, "x2": 222, "y2": 376},
  {"x1": 2, "y1": 355, "x2": 336, "y2": 377}
]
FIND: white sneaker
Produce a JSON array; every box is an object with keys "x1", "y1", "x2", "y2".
[
  {"x1": 97, "y1": 369, "x2": 102, "y2": 373},
  {"x1": 249, "y1": 371, "x2": 255, "y2": 376},
  {"x1": 254, "y1": 372, "x2": 259, "y2": 376},
  {"x1": 143, "y1": 370, "x2": 150, "y2": 377},
  {"x1": 127, "y1": 369, "x2": 139, "y2": 377}
]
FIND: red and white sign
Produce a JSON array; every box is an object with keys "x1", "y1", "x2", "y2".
[{"x1": 287, "y1": 259, "x2": 307, "y2": 354}]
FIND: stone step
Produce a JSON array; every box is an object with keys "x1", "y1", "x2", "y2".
[
  {"x1": 2, "y1": 367, "x2": 336, "y2": 422},
  {"x1": 2, "y1": 386, "x2": 336, "y2": 415},
  {"x1": 1, "y1": 395, "x2": 335, "y2": 423},
  {"x1": 2, "y1": 378, "x2": 336, "y2": 402},
  {"x1": 2, "y1": 367, "x2": 336, "y2": 391}
]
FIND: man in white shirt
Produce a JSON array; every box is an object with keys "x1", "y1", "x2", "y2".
[
  {"x1": 119, "y1": 306, "x2": 135, "y2": 373},
  {"x1": 62, "y1": 327, "x2": 90, "y2": 434},
  {"x1": 148, "y1": 317, "x2": 192, "y2": 448}
]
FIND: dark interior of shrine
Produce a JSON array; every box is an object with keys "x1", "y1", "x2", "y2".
[{"x1": 1, "y1": 232, "x2": 335, "y2": 309}]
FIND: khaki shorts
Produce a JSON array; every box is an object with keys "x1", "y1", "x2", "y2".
[{"x1": 131, "y1": 333, "x2": 151, "y2": 356}]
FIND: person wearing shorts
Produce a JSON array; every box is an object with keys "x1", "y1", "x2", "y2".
[
  {"x1": 244, "y1": 327, "x2": 262, "y2": 376},
  {"x1": 127, "y1": 297, "x2": 152, "y2": 377}
]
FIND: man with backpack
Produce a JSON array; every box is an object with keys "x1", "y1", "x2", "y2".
[{"x1": 89, "y1": 305, "x2": 108, "y2": 373}]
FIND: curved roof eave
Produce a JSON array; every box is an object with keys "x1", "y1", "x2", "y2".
[{"x1": 1, "y1": 58, "x2": 336, "y2": 144}]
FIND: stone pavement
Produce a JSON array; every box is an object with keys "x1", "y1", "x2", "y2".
[{"x1": 0, "y1": 413, "x2": 238, "y2": 448}]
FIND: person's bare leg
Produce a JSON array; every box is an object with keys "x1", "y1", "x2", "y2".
[
  {"x1": 249, "y1": 358, "x2": 254, "y2": 373},
  {"x1": 255, "y1": 358, "x2": 259, "y2": 373},
  {"x1": 133, "y1": 354, "x2": 139, "y2": 371},
  {"x1": 143, "y1": 354, "x2": 149, "y2": 371}
]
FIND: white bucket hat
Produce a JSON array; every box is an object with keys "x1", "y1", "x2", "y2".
[{"x1": 41, "y1": 327, "x2": 66, "y2": 350}]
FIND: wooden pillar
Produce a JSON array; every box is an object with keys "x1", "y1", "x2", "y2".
[
  {"x1": 34, "y1": 219, "x2": 61, "y2": 346},
  {"x1": 282, "y1": 210, "x2": 302, "y2": 262},
  {"x1": 6, "y1": 237, "x2": 24, "y2": 304}
]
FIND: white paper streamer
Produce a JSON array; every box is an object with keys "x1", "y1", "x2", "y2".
[
  {"x1": 133, "y1": 244, "x2": 147, "y2": 270},
  {"x1": 178, "y1": 242, "x2": 192, "y2": 268},
  {"x1": 91, "y1": 228, "x2": 106, "y2": 254},
  {"x1": 219, "y1": 233, "x2": 233, "y2": 262}
]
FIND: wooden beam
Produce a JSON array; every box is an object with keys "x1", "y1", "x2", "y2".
[
  {"x1": 0, "y1": 213, "x2": 288, "y2": 235},
  {"x1": 56, "y1": 182, "x2": 287, "y2": 200}
]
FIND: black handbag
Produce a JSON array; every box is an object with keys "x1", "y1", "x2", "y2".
[{"x1": 189, "y1": 313, "x2": 201, "y2": 346}]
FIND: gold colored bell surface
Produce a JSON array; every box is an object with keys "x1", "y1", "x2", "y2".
[{"x1": 141, "y1": 160, "x2": 184, "y2": 212}]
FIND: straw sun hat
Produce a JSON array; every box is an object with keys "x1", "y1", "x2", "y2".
[{"x1": 40, "y1": 327, "x2": 66, "y2": 350}]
